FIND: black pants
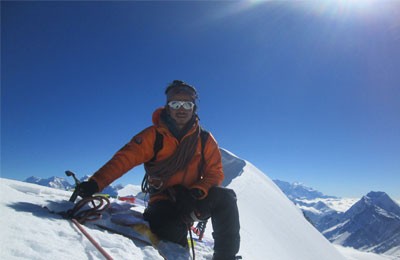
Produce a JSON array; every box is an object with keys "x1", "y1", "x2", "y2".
[{"x1": 143, "y1": 186, "x2": 240, "y2": 257}]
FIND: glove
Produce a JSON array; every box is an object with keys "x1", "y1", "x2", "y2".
[
  {"x1": 173, "y1": 185, "x2": 204, "y2": 224},
  {"x1": 76, "y1": 180, "x2": 99, "y2": 198}
]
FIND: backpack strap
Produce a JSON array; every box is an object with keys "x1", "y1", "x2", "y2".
[
  {"x1": 198, "y1": 128, "x2": 210, "y2": 180},
  {"x1": 141, "y1": 129, "x2": 163, "y2": 193},
  {"x1": 150, "y1": 130, "x2": 164, "y2": 162},
  {"x1": 200, "y1": 128, "x2": 209, "y2": 151}
]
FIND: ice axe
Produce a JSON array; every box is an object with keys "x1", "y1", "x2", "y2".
[{"x1": 65, "y1": 170, "x2": 81, "y2": 202}]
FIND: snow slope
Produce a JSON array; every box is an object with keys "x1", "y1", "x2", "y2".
[
  {"x1": 0, "y1": 178, "x2": 165, "y2": 260},
  {"x1": 226, "y1": 162, "x2": 346, "y2": 260},
  {"x1": 1, "y1": 151, "x2": 395, "y2": 259},
  {"x1": 335, "y1": 245, "x2": 396, "y2": 260}
]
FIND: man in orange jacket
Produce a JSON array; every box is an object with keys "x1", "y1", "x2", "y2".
[{"x1": 77, "y1": 80, "x2": 240, "y2": 260}]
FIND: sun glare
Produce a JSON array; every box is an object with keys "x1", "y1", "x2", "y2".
[
  {"x1": 338, "y1": 0, "x2": 378, "y2": 11},
  {"x1": 213, "y1": 0, "x2": 378, "y2": 21},
  {"x1": 291, "y1": 0, "x2": 386, "y2": 22}
]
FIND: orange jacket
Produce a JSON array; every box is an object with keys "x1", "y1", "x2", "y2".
[{"x1": 90, "y1": 108, "x2": 224, "y2": 203}]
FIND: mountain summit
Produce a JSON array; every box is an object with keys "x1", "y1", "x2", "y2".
[{"x1": 322, "y1": 191, "x2": 400, "y2": 255}]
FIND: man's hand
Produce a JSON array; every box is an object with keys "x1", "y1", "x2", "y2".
[
  {"x1": 76, "y1": 180, "x2": 99, "y2": 198},
  {"x1": 173, "y1": 185, "x2": 205, "y2": 224}
]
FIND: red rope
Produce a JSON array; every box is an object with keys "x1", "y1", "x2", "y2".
[
  {"x1": 71, "y1": 218, "x2": 114, "y2": 260},
  {"x1": 67, "y1": 196, "x2": 110, "y2": 223}
]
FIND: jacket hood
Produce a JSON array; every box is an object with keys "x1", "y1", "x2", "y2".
[{"x1": 152, "y1": 107, "x2": 165, "y2": 127}]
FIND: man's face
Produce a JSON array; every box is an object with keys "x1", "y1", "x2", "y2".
[{"x1": 167, "y1": 93, "x2": 195, "y2": 129}]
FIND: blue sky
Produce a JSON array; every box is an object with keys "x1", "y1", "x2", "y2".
[{"x1": 2, "y1": 1, "x2": 399, "y2": 199}]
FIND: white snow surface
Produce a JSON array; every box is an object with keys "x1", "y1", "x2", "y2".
[
  {"x1": 117, "y1": 184, "x2": 143, "y2": 197},
  {"x1": 0, "y1": 159, "x2": 394, "y2": 259},
  {"x1": 335, "y1": 245, "x2": 396, "y2": 260}
]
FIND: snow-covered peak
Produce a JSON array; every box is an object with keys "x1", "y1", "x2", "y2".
[
  {"x1": 219, "y1": 148, "x2": 246, "y2": 187},
  {"x1": 321, "y1": 190, "x2": 400, "y2": 256},
  {"x1": 349, "y1": 191, "x2": 400, "y2": 218},
  {"x1": 25, "y1": 176, "x2": 41, "y2": 182},
  {"x1": 369, "y1": 192, "x2": 400, "y2": 218},
  {"x1": 274, "y1": 179, "x2": 337, "y2": 200},
  {"x1": 25, "y1": 176, "x2": 73, "y2": 190},
  {"x1": 117, "y1": 184, "x2": 142, "y2": 197},
  {"x1": 364, "y1": 191, "x2": 398, "y2": 208}
]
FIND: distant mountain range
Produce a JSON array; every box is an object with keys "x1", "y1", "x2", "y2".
[
  {"x1": 25, "y1": 176, "x2": 73, "y2": 190},
  {"x1": 273, "y1": 179, "x2": 337, "y2": 200},
  {"x1": 24, "y1": 175, "x2": 123, "y2": 197},
  {"x1": 274, "y1": 180, "x2": 400, "y2": 257}
]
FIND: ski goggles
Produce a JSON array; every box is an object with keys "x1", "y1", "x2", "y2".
[{"x1": 167, "y1": 101, "x2": 195, "y2": 110}]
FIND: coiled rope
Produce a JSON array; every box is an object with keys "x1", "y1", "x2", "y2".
[{"x1": 66, "y1": 195, "x2": 110, "y2": 223}]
